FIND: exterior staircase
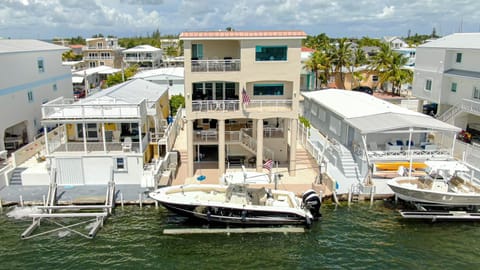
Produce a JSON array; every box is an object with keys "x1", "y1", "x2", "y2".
[
  {"x1": 9, "y1": 167, "x2": 27, "y2": 185},
  {"x1": 339, "y1": 150, "x2": 360, "y2": 182},
  {"x1": 438, "y1": 99, "x2": 480, "y2": 123},
  {"x1": 238, "y1": 130, "x2": 274, "y2": 160}
]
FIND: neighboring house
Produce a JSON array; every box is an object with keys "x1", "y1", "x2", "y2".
[
  {"x1": 393, "y1": 47, "x2": 416, "y2": 67},
  {"x1": 181, "y1": 30, "x2": 305, "y2": 177},
  {"x1": 34, "y1": 79, "x2": 172, "y2": 187},
  {"x1": 163, "y1": 56, "x2": 184, "y2": 67},
  {"x1": 0, "y1": 39, "x2": 73, "y2": 151},
  {"x1": 71, "y1": 65, "x2": 121, "y2": 95},
  {"x1": 412, "y1": 33, "x2": 480, "y2": 164},
  {"x1": 83, "y1": 37, "x2": 124, "y2": 69},
  {"x1": 63, "y1": 60, "x2": 87, "y2": 72},
  {"x1": 302, "y1": 89, "x2": 459, "y2": 194},
  {"x1": 123, "y1": 45, "x2": 163, "y2": 68},
  {"x1": 383, "y1": 36, "x2": 408, "y2": 49},
  {"x1": 160, "y1": 39, "x2": 180, "y2": 50},
  {"x1": 69, "y1": 44, "x2": 84, "y2": 56},
  {"x1": 131, "y1": 67, "x2": 184, "y2": 97}
]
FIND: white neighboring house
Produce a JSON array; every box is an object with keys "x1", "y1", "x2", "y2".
[
  {"x1": 412, "y1": 33, "x2": 480, "y2": 166},
  {"x1": 383, "y1": 36, "x2": 408, "y2": 49},
  {"x1": 30, "y1": 79, "x2": 175, "y2": 187},
  {"x1": 123, "y1": 45, "x2": 163, "y2": 68},
  {"x1": 130, "y1": 67, "x2": 184, "y2": 97},
  {"x1": 0, "y1": 39, "x2": 73, "y2": 151}
]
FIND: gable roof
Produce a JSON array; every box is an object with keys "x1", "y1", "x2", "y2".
[
  {"x1": 0, "y1": 39, "x2": 68, "y2": 54},
  {"x1": 180, "y1": 30, "x2": 307, "y2": 40}
]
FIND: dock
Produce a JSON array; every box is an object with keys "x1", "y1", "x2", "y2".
[{"x1": 163, "y1": 226, "x2": 305, "y2": 235}]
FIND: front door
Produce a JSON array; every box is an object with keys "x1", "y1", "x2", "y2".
[{"x1": 77, "y1": 123, "x2": 98, "y2": 141}]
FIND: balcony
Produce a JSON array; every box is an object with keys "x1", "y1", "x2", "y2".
[
  {"x1": 83, "y1": 56, "x2": 113, "y2": 60},
  {"x1": 191, "y1": 59, "x2": 240, "y2": 72},
  {"x1": 124, "y1": 56, "x2": 155, "y2": 61},
  {"x1": 42, "y1": 97, "x2": 145, "y2": 121},
  {"x1": 191, "y1": 99, "x2": 292, "y2": 113}
]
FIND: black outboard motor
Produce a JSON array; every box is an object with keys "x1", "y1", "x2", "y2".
[{"x1": 302, "y1": 189, "x2": 322, "y2": 221}]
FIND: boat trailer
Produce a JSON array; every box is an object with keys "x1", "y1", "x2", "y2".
[{"x1": 21, "y1": 169, "x2": 116, "y2": 239}]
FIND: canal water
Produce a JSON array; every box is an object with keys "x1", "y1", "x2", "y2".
[{"x1": 0, "y1": 202, "x2": 479, "y2": 269}]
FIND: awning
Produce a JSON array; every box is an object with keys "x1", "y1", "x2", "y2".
[
  {"x1": 345, "y1": 112, "x2": 461, "y2": 134},
  {"x1": 72, "y1": 76, "x2": 84, "y2": 83}
]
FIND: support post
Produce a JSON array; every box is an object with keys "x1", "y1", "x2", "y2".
[
  {"x1": 370, "y1": 186, "x2": 375, "y2": 206},
  {"x1": 139, "y1": 193, "x2": 143, "y2": 209},
  {"x1": 120, "y1": 193, "x2": 124, "y2": 209},
  {"x1": 19, "y1": 195, "x2": 24, "y2": 207}
]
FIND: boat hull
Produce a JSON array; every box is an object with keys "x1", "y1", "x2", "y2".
[{"x1": 388, "y1": 178, "x2": 480, "y2": 206}]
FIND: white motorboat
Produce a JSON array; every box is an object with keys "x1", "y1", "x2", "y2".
[
  {"x1": 149, "y1": 183, "x2": 321, "y2": 227},
  {"x1": 387, "y1": 160, "x2": 480, "y2": 207}
]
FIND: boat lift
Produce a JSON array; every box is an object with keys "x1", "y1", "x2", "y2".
[
  {"x1": 21, "y1": 168, "x2": 116, "y2": 239},
  {"x1": 399, "y1": 203, "x2": 480, "y2": 221}
]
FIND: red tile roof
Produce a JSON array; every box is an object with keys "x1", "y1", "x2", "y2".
[
  {"x1": 180, "y1": 30, "x2": 307, "y2": 39},
  {"x1": 301, "y1": 47, "x2": 315, "y2": 52}
]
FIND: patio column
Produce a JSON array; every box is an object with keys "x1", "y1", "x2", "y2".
[
  {"x1": 218, "y1": 120, "x2": 225, "y2": 174},
  {"x1": 361, "y1": 135, "x2": 372, "y2": 184},
  {"x1": 44, "y1": 125, "x2": 50, "y2": 155},
  {"x1": 256, "y1": 119, "x2": 263, "y2": 172},
  {"x1": 451, "y1": 132, "x2": 457, "y2": 156},
  {"x1": 289, "y1": 118, "x2": 298, "y2": 176},
  {"x1": 82, "y1": 123, "x2": 87, "y2": 153},
  {"x1": 138, "y1": 121, "x2": 143, "y2": 153},
  {"x1": 102, "y1": 123, "x2": 107, "y2": 152},
  {"x1": 187, "y1": 120, "x2": 194, "y2": 177},
  {"x1": 63, "y1": 124, "x2": 68, "y2": 152},
  {"x1": 407, "y1": 128, "x2": 413, "y2": 177}
]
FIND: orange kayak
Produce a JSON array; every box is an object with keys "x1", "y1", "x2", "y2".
[{"x1": 375, "y1": 162, "x2": 427, "y2": 171}]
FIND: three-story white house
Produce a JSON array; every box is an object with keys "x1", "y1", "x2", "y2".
[
  {"x1": 181, "y1": 30, "x2": 306, "y2": 178},
  {"x1": 0, "y1": 39, "x2": 73, "y2": 152},
  {"x1": 412, "y1": 33, "x2": 480, "y2": 166}
]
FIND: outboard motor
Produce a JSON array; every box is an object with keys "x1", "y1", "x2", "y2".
[{"x1": 302, "y1": 189, "x2": 322, "y2": 221}]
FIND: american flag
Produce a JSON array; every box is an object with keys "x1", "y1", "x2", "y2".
[
  {"x1": 242, "y1": 88, "x2": 250, "y2": 105},
  {"x1": 263, "y1": 159, "x2": 274, "y2": 171}
]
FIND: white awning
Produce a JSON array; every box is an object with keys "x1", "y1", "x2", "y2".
[{"x1": 72, "y1": 76, "x2": 84, "y2": 83}]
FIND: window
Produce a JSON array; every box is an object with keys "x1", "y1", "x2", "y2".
[
  {"x1": 318, "y1": 107, "x2": 326, "y2": 122},
  {"x1": 456, "y1": 53, "x2": 462, "y2": 63},
  {"x1": 329, "y1": 116, "x2": 341, "y2": 135},
  {"x1": 253, "y1": 84, "x2": 284, "y2": 96},
  {"x1": 310, "y1": 104, "x2": 317, "y2": 116},
  {"x1": 255, "y1": 46, "x2": 287, "y2": 61},
  {"x1": 451, "y1": 82, "x2": 457, "y2": 92},
  {"x1": 192, "y1": 44, "x2": 203, "y2": 60},
  {"x1": 425, "y1": 79, "x2": 432, "y2": 91},
  {"x1": 27, "y1": 90, "x2": 34, "y2": 103},
  {"x1": 114, "y1": 157, "x2": 127, "y2": 171},
  {"x1": 372, "y1": 75, "x2": 378, "y2": 82},
  {"x1": 52, "y1": 83, "x2": 57, "y2": 92},
  {"x1": 37, "y1": 58, "x2": 45, "y2": 73},
  {"x1": 169, "y1": 80, "x2": 173, "y2": 86},
  {"x1": 77, "y1": 123, "x2": 98, "y2": 139},
  {"x1": 474, "y1": 87, "x2": 480, "y2": 100}
]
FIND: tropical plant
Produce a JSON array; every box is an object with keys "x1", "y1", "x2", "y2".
[
  {"x1": 299, "y1": 115, "x2": 311, "y2": 129},
  {"x1": 350, "y1": 47, "x2": 368, "y2": 88},
  {"x1": 104, "y1": 65, "x2": 139, "y2": 88},
  {"x1": 330, "y1": 38, "x2": 353, "y2": 89},
  {"x1": 170, "y1": 94, "x2": 185, "y2": 116}
]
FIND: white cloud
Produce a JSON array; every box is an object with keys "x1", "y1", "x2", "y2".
[{"x1": 0, "y1": 0, "x2": 479, "y2": 38}]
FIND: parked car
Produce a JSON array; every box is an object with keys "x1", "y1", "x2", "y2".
[
  {"x1": 422, "y1": 103, "x2": 437, "y2": 116},
  {"x1": 352, "y1": 86, "x2": 373, "y2": 95},
  {"x1": 74, "y1": 89, "x2": 86, "y2": 100}
]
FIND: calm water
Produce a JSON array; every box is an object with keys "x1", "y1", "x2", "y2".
[{"x1": 1, "y1": 202, "x2": 480, "y2": 270}]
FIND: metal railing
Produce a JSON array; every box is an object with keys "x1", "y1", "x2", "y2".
[
  {"x1": 191, "y1": 59, "x2": 240, "y2": 72},
  {"x1": 192, "y1": 100, "x2": 240, "y2": 112},
  {"x1": 42, "y1": 97, "x2": 146, "y2": 120},
  {"x1": 247, "y1": 100, "x2": 293, "y2": 111}
]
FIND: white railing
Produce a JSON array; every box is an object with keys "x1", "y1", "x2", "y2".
[
  {"x1": 367, "y1": 148, "x2": 451, "y2": 160},
  {"x1": 83, "y1": 56, "x2": 113, "y2": 60},
  {"x1": 124, "y1": 56, "x2": 155, "y2": 61},
  {"x1": 460, "y1": 99, "x2": 480, "y2": 115},
  {"x1": 192, "y1": 100, "x2": 240, "y2": 112},
  {"x1": 438, "y1": 99, "x2": 480, "y2": 122},
  {"x1": 42, "y1": 97, "x2": 145, "y2": 120},
  {"x1": 247, "y1": 100, "x2": 293, "y2": 111},
  {"x1": 191, "y1": 59, "x2": 240, "y2": 72}
]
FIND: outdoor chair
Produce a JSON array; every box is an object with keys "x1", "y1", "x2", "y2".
[{"x1": 122, "y1": 137, "x2": 132, "y2": 152}]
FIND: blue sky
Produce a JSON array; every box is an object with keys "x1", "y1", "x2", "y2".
[{"x1": 0, "y1": 0, "x2": 479, "y2": 39}]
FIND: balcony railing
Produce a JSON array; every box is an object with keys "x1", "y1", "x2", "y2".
[
  {"x1": 42, "y1": 97, "x2": 145, "y2": 120},
  {"x1": 124, "y1": 56, "x2": 156, "y2": 61},
  {"x1": 191, "y1": 99, "x2": 292, "y2": 112},
  {"x1": 83, "y1": 56, "x2": 113, "y2": 60},
  {"x1": 191, "y1": 59, "x2": 240, "y2": 72}
]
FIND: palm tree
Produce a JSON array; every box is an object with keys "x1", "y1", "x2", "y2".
[
  {"x1": 330, "y1": 38, "x2": 353, "y2": 89},
  {"x1": 370, "y1": 44, "x2": 413, "y2": 95},
  {"x1": 305, "y1": 50, "x2": 331, "y2": 88},
  {"x1": 350, "y1": 47, "x2": 368, "y2": 88}
]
